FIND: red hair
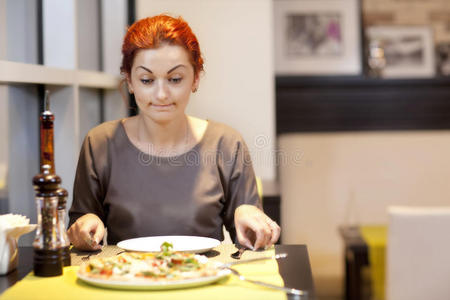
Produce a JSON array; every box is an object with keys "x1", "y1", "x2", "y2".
[{"x1": 121, "y1": 15, "x2": 204, "y2": 77}]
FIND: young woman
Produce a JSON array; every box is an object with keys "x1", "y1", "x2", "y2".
[{"x1": 67, "y1": 15, "x2": 280, "y2": 251}]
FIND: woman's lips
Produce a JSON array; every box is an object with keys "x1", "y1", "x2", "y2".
[{"x1": 151, "y1": 103, "x2": 174, "y2": 109}]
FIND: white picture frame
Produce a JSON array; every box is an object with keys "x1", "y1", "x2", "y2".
[
  {"x1": 366, "y1": 26, "x2": 435, "y2": 78},
  {"x1": 274, "y1": 0, "x2": 362, "y2": 76}
]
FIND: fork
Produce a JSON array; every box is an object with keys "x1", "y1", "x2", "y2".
[
  {"x1": 226, "y1": 267, "x2": 308, "y2": 297},
  {"x1": 231, "y1": 246, "x2": 246, "y2": 259},
  {"x1": 81, "y1": 252, "x2": 95, "y2": 261},
  {"x1": 81, "y1": 228, "x2": 109, "y2": 261}
]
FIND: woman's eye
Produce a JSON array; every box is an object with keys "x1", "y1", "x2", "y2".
[
  {"x1": 140, "y1": 79, "x2": 153, "y2": 84},
  {"x1": 169, "y1": 77, "x2": 182, "y2": 83}
]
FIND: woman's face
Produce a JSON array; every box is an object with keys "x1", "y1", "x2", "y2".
[{"x1": 127, "y1": 44, "x2": 199, "y2": 124}]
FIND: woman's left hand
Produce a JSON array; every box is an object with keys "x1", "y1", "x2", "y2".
[{"x1": 234, "y1": 204, "x2": 281, "y2": 250}]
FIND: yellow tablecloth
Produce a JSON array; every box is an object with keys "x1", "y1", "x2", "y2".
[
  {"x1": 360, "y1": 225, "x2": 387, "y2": 300},
  {"x1": 0, "y1": 248, "x2": 287, "y2": 300}
]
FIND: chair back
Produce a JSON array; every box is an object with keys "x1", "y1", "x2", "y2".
[{"x1": 387, "y1": 206, "x2": 450, "y2": 300}]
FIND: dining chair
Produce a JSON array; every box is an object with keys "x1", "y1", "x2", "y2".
[{"x1": 386, "y1": 206, "x2": 450, "y2": 300}]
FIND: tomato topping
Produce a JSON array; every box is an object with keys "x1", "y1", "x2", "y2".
[
  {"x1": 100, "y1": 268, "x2": 113, "y2": 276},
  {"x1": 171, "y1": 258, "x2": 183, "y2": 265}
]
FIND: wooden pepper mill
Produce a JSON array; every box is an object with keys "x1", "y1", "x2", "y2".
[
  {"x1": 32, "y1": 90, "x2": 66, "y2": 276},
  {"x1": 32, "y1": 164, "x2": 63, "y2": 276},
  {"x1": 56, "y1": 188, "x2": 71, "y2": 267}
]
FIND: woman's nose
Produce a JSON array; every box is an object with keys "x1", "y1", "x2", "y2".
[{"x1": 156, "y1": 81, "x2": 168, "y2": 101}]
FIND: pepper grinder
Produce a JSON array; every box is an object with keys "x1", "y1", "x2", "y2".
[
  {"x1": 32, "y1": 164, "x2": 62, "y2": 276},
  {"x1": 56, "y1": 188, "x2": 71, "y2": 266}
]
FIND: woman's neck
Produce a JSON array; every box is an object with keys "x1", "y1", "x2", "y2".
[{"x1": 137, "y1": 114, "x2": 191, "y2": 156}]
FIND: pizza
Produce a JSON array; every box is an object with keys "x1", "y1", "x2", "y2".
[{"x1": 78, "y1": 242, "x2": 220, "y2": 282}]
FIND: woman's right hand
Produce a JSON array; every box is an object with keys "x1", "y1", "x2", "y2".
[{"x1": 67, "y1": 213, "x2": 105, "y2": 251}]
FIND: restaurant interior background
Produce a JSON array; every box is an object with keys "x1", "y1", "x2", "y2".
[{"x1": 1, "y1": 0, "x2": 450, "y2": 299}]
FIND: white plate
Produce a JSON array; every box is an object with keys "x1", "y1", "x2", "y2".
[
  {"x1": 117, "y1": 235, "x2": 220, "y2": 253},
  {"x1": 77, "y1": 268, "x2": 230, "y2": 290}
]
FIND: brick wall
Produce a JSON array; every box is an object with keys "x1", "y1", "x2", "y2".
[{"x1": 362, "y1": 0, "x2": 450, "y2": 43}]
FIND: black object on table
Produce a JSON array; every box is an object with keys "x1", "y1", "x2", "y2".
[
  {"x1": 0, "y1": 245, "x2": 315, "y2": 299},
  {"x1": 277, "y1": 245, "x2": 315, "y2": 299},
  {"x1": 339, "y1": 226, "x2": 369, "y2": 300}
]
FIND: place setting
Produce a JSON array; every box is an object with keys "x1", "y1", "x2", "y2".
[{"x1": 72, "y1": 236, "x2": 306, "y2": 296}]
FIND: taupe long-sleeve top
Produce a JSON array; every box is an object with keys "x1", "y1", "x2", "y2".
[{"x1": 69, "y1": 119, "x2": 261, "y2": 244}]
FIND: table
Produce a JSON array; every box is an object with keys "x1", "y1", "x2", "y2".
[
  {"x1": 339, "y1": 226, "x2": 369, "y2": 300},
  {"x1": 0, "y1": 245, "x2": 315, "y2": 299}
]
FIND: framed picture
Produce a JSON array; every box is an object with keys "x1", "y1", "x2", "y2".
[
  {"x1": 436, "y1": 42, "x2": 450, "y2": 76},
  {"x1": 274, "y1": 0, "x2": 362, "y2": 76},
  {"x1": 366, "y1": 26, "x2": 435, "y2": 78}
]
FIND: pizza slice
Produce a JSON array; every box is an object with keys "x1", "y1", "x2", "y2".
[{"x1": 78, "y1": 242, "x2": 219, "y2": 282}]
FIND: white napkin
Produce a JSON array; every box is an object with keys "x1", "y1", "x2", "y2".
[{"x1": 0, "y1": 214, "x2": 36, "y2": 275}]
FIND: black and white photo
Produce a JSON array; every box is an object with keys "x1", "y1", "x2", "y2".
[
  {"x1": 274, "y1": 0, "x2": 362, "y2": 75},
  {"x1": 285, "y1": 13, "x2": 343, "y2": 57},
  {"x1": 366, "y1": 26, "x2": 435, "y2": 78}
]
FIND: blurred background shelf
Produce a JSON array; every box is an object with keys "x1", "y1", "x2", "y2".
[
  {"x1": 0, "y1": 61, "x2": 120, "y2": 88},
  {"x1": 77, "y1": 70, "x2": 120, "y2": 89}
]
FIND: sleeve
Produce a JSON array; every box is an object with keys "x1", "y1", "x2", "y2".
[
  {"x1": 68, "y1": 134, "x2": 107, "y2": 227},
  {"x1": 221, "y1": 137, "x2": 262, "y2": 242}
]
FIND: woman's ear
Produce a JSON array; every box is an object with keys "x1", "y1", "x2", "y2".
[
  {"x1": 192, "y1": 74, "x2": 200, "y2": 93},
  {"x1": 126, "y1": 74, "x2": 134, "y2": 94}
]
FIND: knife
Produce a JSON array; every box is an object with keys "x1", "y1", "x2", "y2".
[{"x1": 224, "y1": 253, "x2": 287, "y2": 267}]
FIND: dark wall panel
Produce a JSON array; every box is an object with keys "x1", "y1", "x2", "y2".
[{"x1": 276, "y1": 76, "x2": 450, "y2": 133}]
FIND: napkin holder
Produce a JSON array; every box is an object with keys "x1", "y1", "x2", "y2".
[{"x1": 0, "y1": 225, "x2": 36, "y2": 275}]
